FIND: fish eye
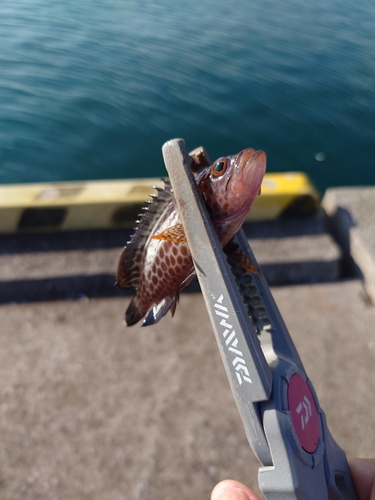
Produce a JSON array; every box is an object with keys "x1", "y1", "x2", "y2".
[{"x1": 212, "y1": 159, "x2": 227, "y2": 176}]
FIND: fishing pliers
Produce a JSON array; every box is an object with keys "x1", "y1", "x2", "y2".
[{"x1": 161, "y1": 138, "x2": 359, "y2": 500}]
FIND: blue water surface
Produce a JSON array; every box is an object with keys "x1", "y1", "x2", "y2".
[{"x1": 1, "y1": 0, "x2": 375, "y2": 192}]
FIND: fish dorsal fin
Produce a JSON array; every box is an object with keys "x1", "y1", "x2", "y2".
[{"x1": 116, "y1": 179, "x2": 174, "y2": 288}]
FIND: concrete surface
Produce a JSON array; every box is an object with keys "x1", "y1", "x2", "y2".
[
  {"x1": 0, "y1": 280, "x2": 374, "y2": 500},
  {"x1": 1, "y1": 187, "x2": 375, "y2": 499},
  {"x1": 245, "y1": 217, "x2": 342, "y2": 285},
  {"x1": 0, "y1": 215, "x2": 342, "y2": 303},
  {"x1": 323, "y1": 186, "x2": 375, "y2": 303}
]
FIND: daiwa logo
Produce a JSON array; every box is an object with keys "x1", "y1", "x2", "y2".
[
  {"x1": 296, "y1": 396, "x2": 312, "y2": 430},
  {"x1": 214, "y1": 294, "x2": 252, "y2": 385}
]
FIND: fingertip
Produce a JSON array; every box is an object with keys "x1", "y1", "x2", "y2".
[
  {"x1": 211, "y1": 480, "x2": 260, "y2": 500},
  {"x1": 349, "y1": 458, "x2": 375, "y2": 500}
]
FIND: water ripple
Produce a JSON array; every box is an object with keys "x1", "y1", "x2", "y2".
[{"x1": 0, "y1": 0, "x2": 375, "y2": 189}]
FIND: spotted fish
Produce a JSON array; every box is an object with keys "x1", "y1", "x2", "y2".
[{"x1": 116, "y1": 148, "x2": 267, "y2": 326}]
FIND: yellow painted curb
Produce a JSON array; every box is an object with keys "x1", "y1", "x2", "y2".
[
  {"x1": 0, "y1": 173, "x2": 319, "y2": 233},
  {"x1": 251, "y1": 172, "x2": 320, "y2": 221}
]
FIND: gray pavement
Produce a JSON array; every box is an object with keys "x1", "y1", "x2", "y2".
[
  {"x1": 0, "y1": 187, "x2": 375, "y2": 499},
  {"x1": 0, "y1": 282, "x2": 374, "y2": 500}
]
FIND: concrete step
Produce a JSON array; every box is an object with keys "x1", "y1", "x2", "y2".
[
  {"x1": 322, "y1": 186, "x2": 375, "y2": 304},
  {"x1": 0, "y1": 215, "x2": 343, "y2": 303},
  {"x1": 245, "y1": 216, "x2": 342, "y2": 286}
]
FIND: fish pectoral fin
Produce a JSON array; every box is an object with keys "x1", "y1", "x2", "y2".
[
  {"x1": 151, "y1": 223, "x2": 187, "y2": 243},
  {"x1": 233, "y1": 246, "x2": 258, "y2": 274}
]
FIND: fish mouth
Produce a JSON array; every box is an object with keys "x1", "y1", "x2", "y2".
[
  {"x1": 224, "y1": 148, "x2": 267, "y2": 222},
  {"x1": 239, "y1": 148, "x2": 267, "y2": 194},
  {"x1": 241, "y1": 149, "x2": 267, "y2": 177}
]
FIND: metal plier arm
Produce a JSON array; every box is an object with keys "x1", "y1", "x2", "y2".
[{"x1": 162, "y1": 138, "x2": 358, "y2": 500}]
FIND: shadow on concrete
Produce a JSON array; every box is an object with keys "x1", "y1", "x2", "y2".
[
  {"x1": 0, "y1": 229, "x2": 133, "y2": 255},
  {"x1": 322, "y1": 206, "x2": 364, "y2": 280},
  {"x1": 1, "y1": 216, "x2": 326, "y2": 255},
  {"x1": 0, "y1": 215, "x2": 350, "y2": 303},
  {"x1": 0, "y1": 274, "x2": 130, "y2": 304},
  {"x1": 242, "y1": 215, "x2": 328, "y2": 239}
]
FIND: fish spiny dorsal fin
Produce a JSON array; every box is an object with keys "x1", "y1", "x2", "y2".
[{"x1": 116, "y1": 179, "x2": 174, "y2": 288}]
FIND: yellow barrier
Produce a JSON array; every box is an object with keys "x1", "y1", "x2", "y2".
[{"x1": 0, "y1": 173, "x2": 320, "y2": 233}]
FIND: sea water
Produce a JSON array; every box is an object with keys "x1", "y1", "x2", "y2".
[{"x1": 1, "y1": 0, "x2": 375, "y2": 192}]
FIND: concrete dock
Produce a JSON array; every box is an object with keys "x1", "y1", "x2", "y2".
[{"x1": 0, "y1": 187, "x2": 374, "y2": 500}]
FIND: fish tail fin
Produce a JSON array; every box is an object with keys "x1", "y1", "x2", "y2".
[
  {"x1": 125, "y1": 298, "x2": 147, "y2": 327},
  {"x1": 142, "y1": 294, "x2": 179, "y2": 327}
]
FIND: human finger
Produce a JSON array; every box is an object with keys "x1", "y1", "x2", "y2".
[
  {"x1": 211, "y1": 479, "x2": 261, "y2": 500},
  {"x1": 350, "y1": 458, "x2": 375, "y2": 500}
]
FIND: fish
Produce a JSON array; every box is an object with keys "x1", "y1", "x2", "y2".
[{"x1": 116, "y1": 148, "x2": 267, "y2": 327}]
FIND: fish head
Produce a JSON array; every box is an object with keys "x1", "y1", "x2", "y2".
[{"x1": 197, "y1": 148, "x2": 267, "y2": 245}]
